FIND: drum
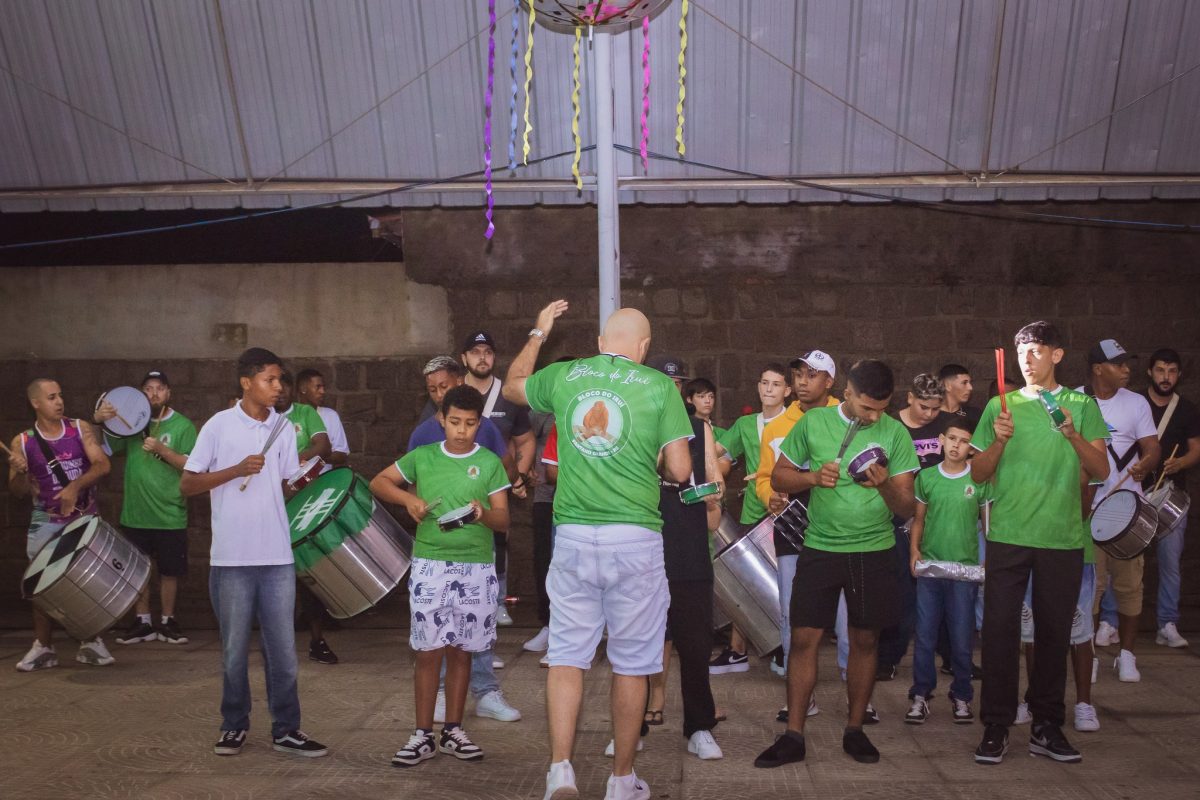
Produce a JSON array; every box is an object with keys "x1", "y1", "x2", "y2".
[
  {"x1": 95, "y1": 386, "x2": 152, "y2": 438},
  {"x1": 286, "y1": 456, "x2": 324, "y2": 491},
  {"x1": 21, "y1": 515, "x2": 150, "y2": 641},
  {"x1": 712, "y1": 515, "x2": 781, "y2": 656},
  {"x1": 680, "y1": 481, "x2": 721, "y2": 505},
  {"x1": 1146, "y1": 484, "x2": 1191, "y2": 540},
  {"x1": 773, "y1": 500, "x2": 809, "y2": 550},
  {"x1": 847, "y1": 444, "x2": 888, "y2": 483},
  {"x1": 1037, "y1": 389, "x2": 1068, "y2": 430},
  {"x1": 287, "y1": 468, "x2": 414, "y2": 619},
  {"x1": 1091, "y1": 489, "x2": 1158, "y2": 560},
  {"x1": 437, "y1": 505, "x2": 477, "y2": 531},
  {"x1": 712, "y1": 511, "x2": 748, "y2": 551}
]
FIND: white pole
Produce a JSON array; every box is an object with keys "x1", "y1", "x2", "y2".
[{"x1": 593, "y1": 30, "x2": 620, "y2": 332}]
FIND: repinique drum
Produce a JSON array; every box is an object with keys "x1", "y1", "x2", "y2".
[
  {"x1": 680, "y1": 481, "x2": 721, "y2": 505},
  {"x1": 286, "y1": 457, "x2": 324, "y2": 491},
  {"x1": 96, "y1": 386, "x2": 152, "y2": 438},
  {"x1": 437, "y1": 505, "x2": 477, "y2": 531},
  {"x1": 22, "y1": 515, "x2": 150, "y2": 641},
  {"x1": 1091, "y1": 489, "x2": 1158, "y2": 560},
  {"x1": 287, "y1": 468, "x2": 414, "y2": 619},
  {"x1": 712, "y1": 515, "x2": 781, "y2": 656},
  {"x1": 1146, "y1": 484, "x2": 1191, "y2": 541},
  {"x1": 847, "y1": 444, "x2": 888, "y2": 483}
]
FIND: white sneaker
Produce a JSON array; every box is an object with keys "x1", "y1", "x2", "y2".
[
  {"x1": 687, "y1": 730, "x2": 723, "y2": 760},
  {"x1": 543, "y1": 760, "x2": 579, "y2": 800},
  {"x1": 433, "y1": 689, "x2": 446, "y2": 724},
  {"x1": 1156, "y1": 622, "x2": 1189, "y2": 648},
  {"x1": 493, "y1": 656, "x2": 505, "y2": 669},
  {"x1": 604, "y1": 737, "x2": 644, "y2": 757},
  {"x1": 1091, "y1": 657, "x2": 1099, "y2": 685},
  {"x1": 475, "y1": 689, "x2": 521, "y2": 721},
  {"x1": 496, "y1": 606, "x2": 513, "y2": 627},
  {"x1": 604, "y1": 772, "x2": 650, "y2": 800},
  {"x1": 808, "y1": 696, "x2": 820, "y2": 717},
  {"x1": 540, "y1": 654, "x2": 550, "y2": 668},
  {"x1": 15, "y1": 640, "x2": 57, "y2": 672},
  {"x1": 76, "y1": 638, "x2": 115, "y2": 666},
  {"x1": 524, "y1": 626, "x2": 551, "y2": 652},
  {"x1": 1094, "y1": 620, "x2": 1120, "y2": 647},
  {"x1": 1074, "y1": 702, "x2": 1100, "y2": 732},
  {"x1": 1115, "y1": 649, "x2": 1140, "y2": 682},
  {"x1": 1014, "y1": 702, "x2": 1032, "y2": 725}
]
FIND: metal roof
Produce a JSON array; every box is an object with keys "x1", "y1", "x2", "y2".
[{"x1": 1, "y1": 0, "x2": 1198, "y2": 212}]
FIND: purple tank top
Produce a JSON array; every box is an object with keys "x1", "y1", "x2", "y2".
[{"x1": 20, "y1": 418, "x2": 98, "y2": 523}]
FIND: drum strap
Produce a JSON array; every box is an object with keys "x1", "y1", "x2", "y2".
[
  {"x1": 482, "y1": 378, "x2": 503, "y2": 418},
  {"x1": 1156, "y1": 393, "x2": 1179, "y2": 440},
  {"x1": 31, "y1": 425, "x2": 72, "y2": 488}
]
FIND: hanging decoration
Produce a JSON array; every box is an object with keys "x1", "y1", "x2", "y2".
[
  {"x1": 507, "y1": 0, "x2": 521, "y2": 170},
  {"x1": 483, "y1": 0, "x2": 497, "y2": 238},
  {"x1": 571, "y1": 27, "x2": 583, "y2": 190},
  {"x1": 524, "y1": 0, "x2": 674, "y2": 33},
  {"x1": 522, "y1": 2, "x2": 536, "y2": 164},
  {"x1": 640, "y1": 17, "x2": 651, "y2": 172},
  {"x1": 676, "y1": 0, "x2": 688, "y2": 156}
]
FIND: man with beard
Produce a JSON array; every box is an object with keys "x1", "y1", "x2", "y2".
[{"x1": 96, "y1": 371, "x2": 198, "y2": 646}]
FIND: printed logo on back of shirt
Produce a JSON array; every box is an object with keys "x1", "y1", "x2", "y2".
[{"x1": 566, "y1": 388, "x2": 632, "y2": 458}]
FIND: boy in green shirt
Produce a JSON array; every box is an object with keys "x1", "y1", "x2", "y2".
[
  {"x1": 970, "y1": 321, "x2": 1109, "y2": 765},
  {"x1": 905, "y1": 419, "x2": 989, "y2": 726},
  {"x1": 370, "y1": 385, "x2": 511, "y2": 768}
]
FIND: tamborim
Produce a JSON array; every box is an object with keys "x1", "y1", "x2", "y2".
[
  {"x1": 96, "y1": 386, "x2": 152, "y2": 438},
  {"x1": 1091, "y1": 489, "x2": 1157, "y2": 560},
  {"x1": 1037, "y1": 389, "x2": 1068, "y2": 430},
  {"x1": 287, "y1": 457, "x2": 324, "y2": 491},
  {"x1": 847, "y1": 444, "x2": 889, "y2": 483},
  {"x1": 680, "y1": 481, "x2": 721, "y2": 505},
  {"x1": 437, "y1": 505, "x2": 477, "y2": 531}
]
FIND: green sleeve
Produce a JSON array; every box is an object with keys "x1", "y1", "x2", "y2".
[
  {"x1": 977, "y1": 480, "x2": 992, "y2": 506},
  {"x1": 889, "y1": 423, "x2": 920, "y2": 474},
  {"x1": 525, "y1": 362, "x2": 562, "y2": 414},
  {"x1": 717, "y1": 419, "x2": 745, "y2": 461},
  {"x1": 306, "y1": 405, "x2": 327, "y2": 435},
  {"x1": 1077, "y1": 396, "x2": 1110, "y2": 443},
  {"x1": 914, "y1": 468, "x2": 930, "y2": 504},
  {"x1": 778, "y1": 414, "x2": 810, "y2": 469},
  {"x1": 658, "y1": 387, "x2": 694, "y2": 447},
  {"x1": 485, "y1": 454, "x2": 510, "y2": 496},
  {"x1": 972, "y1": 397, "x2": 999, "y2": 451},
  {"x1": 395, "y1": 449, "x2": 419, "y2": 484},
  {"x1": 104, "y1": 430, "x2": 128, "y2": 455}
]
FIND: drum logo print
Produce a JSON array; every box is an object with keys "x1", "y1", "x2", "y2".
[
  {"x1": 290, "y1": 488, "x2": 344, "y2": 533},
  {"x1": 567, "y1": 389, "x2": 632, "y2": 458}
]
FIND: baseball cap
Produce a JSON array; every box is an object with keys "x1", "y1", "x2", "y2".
[
  {"x1": 789, "y1": 350, "x2": 837, "y2": 379},
  {"x1": 461, "y1": 330, "x2": 496, "y2": 353},
  {"x1": 1087, "y1": 339, "x2": 1133, "y2": 366},
  {"x1": 141, "y1": 370, "x2": 169, "y2": 387},
  {"x1": 647, "y1": 354, "x2": 688, "y2": 379}
]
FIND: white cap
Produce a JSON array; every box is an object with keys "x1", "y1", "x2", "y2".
[{"x1": 791, "y1": 350, "x2": 837, "y2": 379}]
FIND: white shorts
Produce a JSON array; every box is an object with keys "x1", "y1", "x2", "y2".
[
  {"x1": 1021, "y1": 563, "x2": 1096, "y2": 646},
  {"x1": 547, "y1": 524, "x2": 670, "y2": 676},
  {"x1": 408, "y1": 558, "x2": 498, "y2": 653}
]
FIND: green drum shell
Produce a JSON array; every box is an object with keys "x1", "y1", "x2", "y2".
[{"x1": 1037, "y1": 389, "x2": 1068, "y2": 429}]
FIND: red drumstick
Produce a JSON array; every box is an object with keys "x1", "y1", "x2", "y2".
[{"x1": 994, "y1": 348, "x2": 1007, "y2": 413}]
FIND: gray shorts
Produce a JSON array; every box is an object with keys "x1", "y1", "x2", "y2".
[{"x1": 27, "y1": 511, "x2": 68, "y2": 561}]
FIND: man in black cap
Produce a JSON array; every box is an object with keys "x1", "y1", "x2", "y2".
[
  {"x1": 647, "y1": 354, "x2": 688, "y2": 392},
  {"x1": 96, "y1": 370, "x2": 199, "y2": 645}
]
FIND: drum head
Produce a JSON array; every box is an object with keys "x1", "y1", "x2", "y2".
[
  {"x1": 1091, "y1": 491, "x2": 1137, "y2": 543},
  {"x1": 438, "y1": 505, "x2": 476, "y2": 529},
  {"x1": 22, "y1": 515, "x2": 98, "y2": 596},
  {"x1": 98, "y1": 386, "x2": 152, "y2": 437},
  {"x1": 286, "y1": 468, "x2": 359, "y2": 543},
  {"x1": 848, "y1": 445, "x2": 888, "y2": 481}
]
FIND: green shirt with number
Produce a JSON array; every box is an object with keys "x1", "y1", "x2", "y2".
[
  {"x1": 973, "y1": 386, "x2": 1109, "y2": 550},
  {"x1": 525, "y1": 354, "x2": 694, "y2": 532},
  {"x1": 718, "y1": 413, "x2": 773, "y2": 524},
  {"x1": 285, "y1": 403, "x2": 327, "y2": 455},
  {"x1": 778, "y1": 404, "x2": 920, "y2": 553},
  {"x1": 108, "y1": 410, "x2": 197, "y2": 530},
  {"x1": 914, "y1": 464, "x2": 990, "y2": 565}
]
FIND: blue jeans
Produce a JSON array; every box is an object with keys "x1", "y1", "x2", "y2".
[
  {"x1": 835, "y1": 591, "x2": 849, "y2": 673},
  {"x1": 910, "y1": 577, "x2": 977, "y2": 702},
  {"x1": 777, "y1": 554, "x2": 798, "y2": 658},
  {"x1": 438, "y1": 649, "x2": 501, "y2": 700},
  {"x1": 1098, "y1": 579, "x2": 1118, "y2": 628},
  {"x1": 1156, "y1": 513, "x2": 1187, "y2": 627},
  {"x1": 209, "y1": 565, "x2": 301, "y2": 738}
]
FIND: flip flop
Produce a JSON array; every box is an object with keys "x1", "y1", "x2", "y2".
[{"x1": 644, "y1": 710, "x2": 664, "y2": 726}]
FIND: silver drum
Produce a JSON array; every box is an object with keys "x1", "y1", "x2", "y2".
[
  {"x1": 22, "y1": 515, "x2": 151, "y2": 641},
  {"x1": 1146, "y1": 484, "x2": 1191, "y2": 541},
  {"x1": 712, "y1": 511, "x2": 749, "y2": 551},
  {"x1": 1091, "y1": 489, "x2": 1158, "y2": 560},
  {"x1": 712, "y1": 515, "x2": 781, "y2": 656}
]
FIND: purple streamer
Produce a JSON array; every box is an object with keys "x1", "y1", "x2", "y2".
[
  {"x1": 507, "y1": 0, "x2": 520, "y2": 170},
  {"x1": 484, "y1": 0, "x2": 497, "y2": 239}
]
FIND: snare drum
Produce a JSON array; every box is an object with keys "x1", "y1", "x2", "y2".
[
  {"x1": 287, "y1": 468, "x2": 414, "y2": 618},
  {"x1": 287, "y1": 457, "x2": 325, "y2": 491},
  {"x1": 96, "y1": 386, "x2": 152, "y2": 438},
  {"x1": 437, "y1": 505, "x2": 477, "y2": 531},
  {"x1": 1091, "y1": 489, "x2": 1158, "y2": 560},
  {"x1": 680, "y1": 481, "x2": 721, "y2": 505},
  {"x1": 22, "y1": 515, "x2": 151, "y2": 641},
  {"x1": 1146, "y1": 484, "x2": 1191, "y2": 541},
  {"x1": 847, "y1": 444, "x2": 889, "y2": 483}
]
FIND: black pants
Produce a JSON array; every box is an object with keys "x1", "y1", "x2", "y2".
[
  {"x1": 981, "y1": 541, "x2": 1083, "y2": 728},
  {"x1": 493, "y1": 531, "x2": 507, "y2": 579},
  {"x1": 532, "y1": 502, "x2": 554, "y2": 625},
  {"x1": 665, "y1": 578, "x2": 718, "y2": 738},
  {"x1": 878, "y1": 526, "x2": 917, "y2": 669}
]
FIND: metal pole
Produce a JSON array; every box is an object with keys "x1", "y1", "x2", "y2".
[{"x1": 593, "y1": 30, "x2": 621, "y2": 332}]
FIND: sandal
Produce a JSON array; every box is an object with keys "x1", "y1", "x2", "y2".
[{"x1": 644, "y1": 710, "x2": 664, "y2": 726}]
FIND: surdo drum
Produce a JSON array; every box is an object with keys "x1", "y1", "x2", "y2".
[{"x1": 1090, "y1": 489, "x2": 1159, "y2": 560}]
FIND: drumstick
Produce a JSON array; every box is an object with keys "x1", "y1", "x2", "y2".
[
  {"x1": 238, "y1": 415, "x2": 290, "y2": 492},
  {"x1": 835, "y1": 418, "x2": 862, "y2": 464},
  {"x1": 1091, "y1": 463, "x2": 1138, "y2": 513},
  {"x1": 150, "y1": 405, "x2": 167, "y2": 437},
  {"x1": 994, "y1": 348, "x2": 1007, "y2": 414},
  {"x1": 113, "y1": 410, "x2": 134, "y2": 430},
  {"x1": 1150, "y1": 444, "x2": 1179, "y2": 494}
]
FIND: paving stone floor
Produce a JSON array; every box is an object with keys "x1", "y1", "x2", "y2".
[{"x1": 3, "y1": 625, "x2": 1199, "y2": 800}]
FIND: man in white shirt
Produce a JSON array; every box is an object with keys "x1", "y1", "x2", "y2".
[
  {"x1": 1079, "y1": 340, "x2": 1160, "y2": 682},
  {"x1": 296, "y1": 368, "x2": 350, "y2": 473},
  {"x1": 181, "y1": 348, "x2": 328, "y2": 759}
]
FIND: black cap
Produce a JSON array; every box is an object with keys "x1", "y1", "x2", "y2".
[
  {"x1": 461, "y1": 330, "x2": 496, "y2": 353},
  {"x1": 647, "y1": 354, "x2": 688, "y2": 379},
  {"x1": 141, "y1": 370, "x2": 169, "y2": 387},
  {"x1": 1087, "y1": 339, "x2": 1133, "y2": 366}
]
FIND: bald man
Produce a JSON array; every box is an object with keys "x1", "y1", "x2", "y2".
[{"x1": 505, "y1": 301, "x2": 694, "y2": 800}]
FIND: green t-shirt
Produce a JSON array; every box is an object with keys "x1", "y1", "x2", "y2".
[
  {"x1": 711, "y1": 424, "x2": 728, "y2": 442},
  {"x1": 285, "y1": 403, "x2": 327, "y2": 454},
  {"x1": 973, "y1": 386, "x2": 1109, "y2": 550},
  {"x1": 914, "y1": 464, "x2": 990, "y2": 565},
  {"x1": 778, "y1": 404, "x2": 920, "y2": 553},
  {"x1": 396, "y1": 443, "x2": 510, "y2": 563},
  {"x1": 1083, "y1": 478, "x2": 1102, "y2": 565},
  {"x1": 718, "y1": 412, "x2": 777, "y2": 524},
  {"x1": 525, "y1": 354, "x2": 694, "y2": 532},
  {"x1": 108, "y1": 409, "x2": 197, "y2": 530}
]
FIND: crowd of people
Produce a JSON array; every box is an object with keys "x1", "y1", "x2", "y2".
[{"x1": 6, "y1": 299, "x2": 1197, "y2": 800}]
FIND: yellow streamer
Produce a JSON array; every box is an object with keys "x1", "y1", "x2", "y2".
[
  {"x1": 675, "y1": 0, "x2": 688, "y2": 156},
  {"x1": 571, "y1": 27, "x2": 582, "y2": 190},
  {"x1": 522, "y1": 3, "x2": 536, "y2": 164}
]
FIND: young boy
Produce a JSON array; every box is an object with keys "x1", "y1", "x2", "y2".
[
  {"x1": 906, "y1": 420, "x2": 988, "y2": 725},
  {"x1": 686, "y1": 378, "x2": 727, "y2": 441},
  {"x1": 369, "y1": 385, "x2": 510, "y2": 767}
]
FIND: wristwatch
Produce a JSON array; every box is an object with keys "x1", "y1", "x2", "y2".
[{"x1": 528, "y1": 328, "x2": 546, "y2": 340}]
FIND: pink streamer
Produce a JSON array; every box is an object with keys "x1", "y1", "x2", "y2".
[
  {"x1": 483, "y1": 0, "x2": 496, "y2": 239},
  {"x1": 640, "y1": 17, "x2": 650, "y2": 172}
]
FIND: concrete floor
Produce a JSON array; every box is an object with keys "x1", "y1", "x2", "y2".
[{"x1": 3, "y1": 624, "x2": 1199, "y2": 800}]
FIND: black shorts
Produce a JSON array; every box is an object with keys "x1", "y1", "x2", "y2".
[
  {"x1": 790, "y1": 546, "x2": 898, "y2": 631},
  {"x1": 122, "y1": 527, "x2": 188, "y2": 577}
]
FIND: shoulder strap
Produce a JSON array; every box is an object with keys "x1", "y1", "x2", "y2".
[
  {"x1": 482, "y1": 378, "x2": 503, "y2": 418},
  {"x1": 30, "y1": 425, "x2": 72, "y2": 487},
  {"x1": 1157, "y1": 393, "x2": 1179, "y2": 440}
]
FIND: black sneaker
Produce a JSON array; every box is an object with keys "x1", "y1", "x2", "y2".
[
  {"x1": 709, "y1": 647, "x2": 750, "y2": 675},
  {"x1": 439, "y1": 726, "x2": 484, "y2": 761},
  {"x1": 875, "y1": 663, "x2": 897, "y2": 681},
  {"x1": 971, "y1": 663, "x2": 983, "y2": 681},
  {"x1": 309, "y1": 638, "x2": 339, "y2": 665},
  {"x1": 904, "y1": 696, "x2": 929, "y2": 724},
  {"x1": 116, "y1": 621, "x2": 157, "y2": 645},
  {"x1": 1029, "y1": 722, "x2": 1082, "y2": 763},
  {"x1": 974, "y1": 724, "x2": 1008, "y2": 764},
  {"x1": 272, "y1": 730, "x2": 329, "y2": 758},
  {"x1": 754, "y1": 731, "x2": 806, "y2": 768},
  {"x1": 214, "y1": 729, "x2": 247, "y2": 756},
  {"x1": 940, "y1": 660, "x2": 954, "y2": 676},
  {"x1": 842, "y1": 729, "x2": 880, "y2": 763},
  {"x1": 391, "y1": 730, "x2": 438, "y2": 767},
  {"x1": 157, "y1": 617, "x2": 189, "y2": 645}
]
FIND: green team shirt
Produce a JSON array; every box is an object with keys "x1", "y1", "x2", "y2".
[
  {"x1": 286, "y1": 403, "x2": 327, "y2": 454},
  {"x1": 973, "y1": 386, "x2": 1109, "y2": 550},
  {"x1": 1083, "y1": 478, "x2": 1102, "y2": 565},
  {"x1": 396, "y1": 443, "x2": 511, "y2": 563},
  {"x1": 914, "y1": 464, "x2": 990, "y2": 565},
  {"x1": 525, "y1": 354, "x2": 694, "y2": 532},
  {"x1": 778, "y1": 404, "x2": 920, "y2": 553},
  {"x1": 718, "y1": 412, "x2": 777, "y2": 523},
  {"x1": 108, "y1": 409, "x2": 197, "y2": 530},
  {"x1": 711, "y1": 424, "x2": 728, "y2": 442}
]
